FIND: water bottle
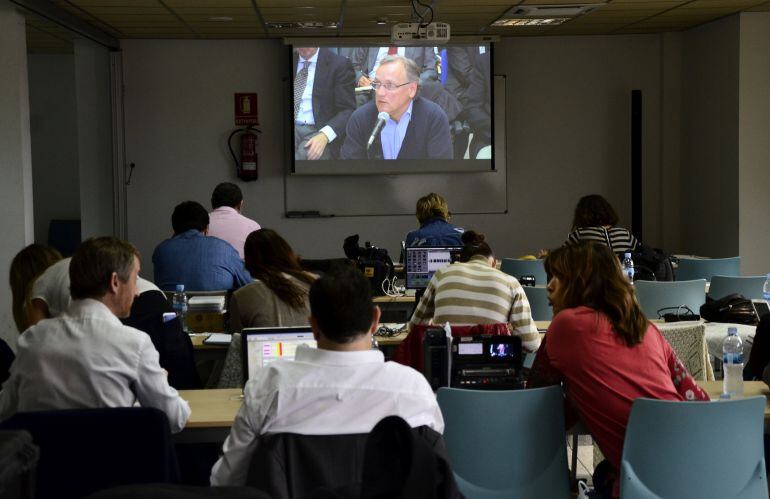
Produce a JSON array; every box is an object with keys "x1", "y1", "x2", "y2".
[
  {"x1": 171, "y1": 284, "x2": 189, "y2": 333},
  {"x1": 622, "y1": 253, "x2": 635, "y2": 282},
  {"x1": 722, "y1": 326, "x2": 744, "y2": 397},
  {"x1": 763, "y1": 274, "x2": 770, "y2": 301}
]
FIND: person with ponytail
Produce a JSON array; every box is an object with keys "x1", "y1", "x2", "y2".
[
  {"x1": 406, "y1": 230, "x2": 540, "y2": 352},
  {"x1": 529, "y1": 241, "x2": 708, "y2": 498}
]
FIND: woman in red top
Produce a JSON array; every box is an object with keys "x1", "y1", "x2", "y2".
[{"x1": 528, "y1": 241, "x2": 708, "y2": 498}]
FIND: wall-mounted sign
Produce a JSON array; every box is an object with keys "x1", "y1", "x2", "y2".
[{"x1": 234, "y1": 93, "x2": 258, "y2": 125}]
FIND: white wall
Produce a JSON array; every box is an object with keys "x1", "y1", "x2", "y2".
[
  {"x1": 0, "y1": 2, "x2": 34, "y2": 349},
  {"x1": 122, "y1": 36, "x2": 675, "y2": 278},
  {"x1": 28, "y1": 54, "x2": 80, "y2": 245},
  {"x1": 680, "y1": 15, "x2": 740, "y2": 258},
  {"x1": 74, "y1": 39, "x2": 114, "y2": 240},
  {"x1": 738, "y1": 12, "x2": 770, "y2": 276}
]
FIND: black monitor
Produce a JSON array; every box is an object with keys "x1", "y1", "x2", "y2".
[{"x1": 404, "y1": 246, "x2": 463, "y2": 289}]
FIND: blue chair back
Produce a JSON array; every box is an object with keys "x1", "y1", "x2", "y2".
[
  {"x1": 436, "y1": 386, "x2": 570, "y2": 499},
  {"x1": 676, "y1": 256, "x2": 740, "y2": 281},
  {"x1": 522, "y1": 286, "x2": 553, "y2": 320},
  {"x1": 634, "y1": 279, "x2": 706, "y2": 318},
  {"x1": 0, "y1": 407, "x2": 180, "y2": 499},
  {"x1": 708, "y1": 275, "x2": 767, "y2": 300},
  {"x1": 621, "y1": 397, "x2": 767, "y2": 499},
  {"x1": 500, "y1": 259, "x2": 548, "y2": 287}
]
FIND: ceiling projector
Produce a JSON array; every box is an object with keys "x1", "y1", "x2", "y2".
[{"x1": 391, "y1": 22, "x2": 450, "y2": 44}]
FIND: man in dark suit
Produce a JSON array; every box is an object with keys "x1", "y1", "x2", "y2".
[
  {"x1": 464, "y1": 51, "x2": 492, "y2": 159},
  {"x1": 294, "y1": 47, "x2": 356, "y2": 160},
  {"x1": 340, "y1": 55, "x2": 452, "y2": 160},
  {"x1": 352, "y1": 47, "x2": 438, "y2": 88}
]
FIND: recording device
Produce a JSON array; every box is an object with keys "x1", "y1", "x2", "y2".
[
  {"x1": 752, "y1": 300, "x2": 770, "y2": 320},
  {"x1": 451, "y1": 335, "x2": 524, "y2": 390},
  {"x1": 343, "y1": 234, "x2": 394, "y2": 296},
  {"x1": 423, "y1": 326, "x2": 450, "y2": 390},
  {"x1": 367, "y1": 111, "x2": 390, "y2": 151}
]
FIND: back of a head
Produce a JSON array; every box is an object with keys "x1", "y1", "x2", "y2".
[
  {"x1": 243, "y1": 228, "x2": 300, "y2": 275},
  {"x1": 571, "y1": 194, "x2": 619, "y2": 230},
  {"x1": 415, "y1": 193, "x2": 450, "y2": 225},
  {"x1": 9, "y1": 244, "x2": 63, "y2": 332},
  {"x1": 70, "y1": 237, "x2": 138, "y2": 301},
  {"x1": 544, "y1": 241, "x2": 646, "y2": 346},
  {"x1": 211, "y1": 182, "x2": 243, "y2": 210},
  {"x1": 171, "y1": 201, "x2": 209, "y2": 235},
  {"x1": 310, "y1": 266, "x2": 373, "y2": 344},
  {"x1": 459, "y1": 230, "x2": 493, "y2": 262}
]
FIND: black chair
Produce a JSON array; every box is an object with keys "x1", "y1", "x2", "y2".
[
  {"x1": 0, "y1": 407, "x2": 180, "y2": 499},
  {"x1": 246, "y1": 416, "x2": 460, "y2": 499}
]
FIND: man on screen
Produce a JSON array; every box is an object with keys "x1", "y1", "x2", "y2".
[
  {"x1": 340, "y1": 55, "x2": 453, "y2": 160},
  {"x1": 293, "y1": 47, "x2": 356, "y2": 160}
]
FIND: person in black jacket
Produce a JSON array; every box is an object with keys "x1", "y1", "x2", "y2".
[{"x1": 293, "y1": 47, "x2": 356, "y2": 160}]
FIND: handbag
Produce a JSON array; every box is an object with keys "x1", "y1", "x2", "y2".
[{"x1": 699, "y1": 293, "x2": 758, "y2": 325}]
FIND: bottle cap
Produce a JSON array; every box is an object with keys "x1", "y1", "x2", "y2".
[
  {"x1": 728, "y1": 326, "x2": 738, "y2": 335},
  {"x1": 719, "y1": 393, "x2": 731, "y2": 400},
  {"x1": 624, "y1": 253, "x2": 632, "y2": 259},
  {"x1": 176, "y1": 284, "x2": 185, "y2": 292}
]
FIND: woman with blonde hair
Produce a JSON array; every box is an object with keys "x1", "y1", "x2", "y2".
[
  {"x1": 529, "y1": 241, "x2": 707, "y2": 498},
  {"x1": 405, "y1": 192, "x2": 464, "y2": 247}
]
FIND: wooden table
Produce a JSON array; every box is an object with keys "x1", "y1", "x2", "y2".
[
  {"x1": 698, "y1": 380, "x2": 770, "y2": 418},
  {"x1": 176, "y1": 388, "x2": 242, "y2": 443}
]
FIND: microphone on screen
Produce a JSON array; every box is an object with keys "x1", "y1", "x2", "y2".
[{"x1": 366, "y1": 111, "x2": 390, "y2": 151}]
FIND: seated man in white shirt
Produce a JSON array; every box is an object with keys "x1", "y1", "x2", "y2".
[
  {"x1": 208, "y1": 182, "x2": 261, "y2": 259},
  {"x1": 0, "y1": 237, "x2": 191, "y2": 433},
  {"x1": 210, "y1": 265, "x2": 444, "y2": 486}
]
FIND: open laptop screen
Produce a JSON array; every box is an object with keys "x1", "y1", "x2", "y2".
[
  {"x1": 405, "y1": 246, "x2": 463, "y2": 290},
  {"x1": 241, "y1": 326, "x2": 316, "y2": 383}
]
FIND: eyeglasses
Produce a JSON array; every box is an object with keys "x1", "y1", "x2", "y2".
[{"x1": 370, "y1": 81, "x2": 414, "y2": 91}]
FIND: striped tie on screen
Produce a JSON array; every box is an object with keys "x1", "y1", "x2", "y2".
[{"x1": 293, "y1": 60, "x2": 310, "y2": 120}]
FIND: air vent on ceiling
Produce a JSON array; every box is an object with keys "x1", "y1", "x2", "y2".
[
  {"x1": 266, "y1": 21, "x2": 338, "y2": 29},
  {"x1": 492, "y1": 3, "x2": 606, "y2": 27}
]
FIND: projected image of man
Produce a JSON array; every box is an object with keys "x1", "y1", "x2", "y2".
[
  {"x1": 340, "y1": 55, "x2": 452, "y2": 160},
  {"x1": 293, "y1": 47, "x2": 356, "y2": 161}
]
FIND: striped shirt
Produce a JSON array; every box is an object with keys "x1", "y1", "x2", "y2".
[
  {"x1": 566, "y1": 226, "x2": 639, "y2": 254},
  {"x1": 407, "y1": 255, "x2": 541, "y2": 352}
]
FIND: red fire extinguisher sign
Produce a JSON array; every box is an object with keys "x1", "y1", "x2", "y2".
[{"x1": 234, "y1": 93, "x2": 258, "y2": 126}]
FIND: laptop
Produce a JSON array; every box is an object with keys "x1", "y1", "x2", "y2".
[
  {"x1": 404, "y1": 245, "x2": 464, "y2": 290},
  {"x1": 241, "y1": 326, "x2": 316, "y2": 384},
  {"x1": 752, "y1": 299, "x2": 770, "y2": 320}
]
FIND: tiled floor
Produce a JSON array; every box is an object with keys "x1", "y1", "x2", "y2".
[{"x1": 566, "y1": 435, "x2": 596, "y2": 483}]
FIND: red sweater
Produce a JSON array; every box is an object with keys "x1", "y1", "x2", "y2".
[{"x1": 530, "y1": 306, "x2": 709, "y2": 496}]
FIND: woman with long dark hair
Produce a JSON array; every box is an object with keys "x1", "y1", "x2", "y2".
[
  {"x1": 230, "y1": 229, "x2": 316, "y2": 332},
  {"x1": 529, "y1": 241, "x2": 707, "y2": 498}
]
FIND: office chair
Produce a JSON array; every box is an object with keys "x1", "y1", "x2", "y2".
[
  {"x1": 634, "y1": 279, "x2": 706, "y2": 318},
  {"x1": 676, "y1": 256, "x2": 740, "y2": 282},
  {"x1": 500, "y1": 259, "x2": 548, "y2": 287},
  {"x1": 708, "y1": 275, "x2": 767, "y2": 300},
  {"x1": 621, "y1": 397, "x2": 767, "y2": 499},
  {"x1": 0, "y1": 407, "x2": 180, "y2": 499},
  {"x1": 522, "y1": 286, "x2": 553, "y2": 321},
  {"x1": 437, "y1": 386, "x2": 571, "y2": 499}
]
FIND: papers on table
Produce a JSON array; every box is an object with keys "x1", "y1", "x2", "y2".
[{"x1": 188, "y1": 295, "x2": 226, "y2": 312}]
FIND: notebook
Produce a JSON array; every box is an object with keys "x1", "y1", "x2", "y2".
[{"x1": 241, "y1": 326, "x2": 316, "y2": 384}]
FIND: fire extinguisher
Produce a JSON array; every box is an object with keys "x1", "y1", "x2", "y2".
[{"x1": 228, "y1": 126, "x2": 260, "y2": 181}]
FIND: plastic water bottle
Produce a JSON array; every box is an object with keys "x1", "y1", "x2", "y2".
[
  {"x1": 722, "y1": 326, "x2": 744, "y2": 397},
  {"x1": 171, "y1": 284, "x2": 189, "y2": 333},
  {"x1": 763, "y1": 274, "x2": 770, "y2": 301},
  {"x1": 622, "y1": 253, "x2": 635, "y2": 282}
]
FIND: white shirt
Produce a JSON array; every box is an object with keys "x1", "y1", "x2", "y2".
[
  {"x1": 207, "y1": 206, "x2": 261, "y2": 259},
  {"x1": 370, "y1": 46, "x2": 406, "y2": 78},
  {"x1": 31, "y1": 257, "x2": 159, "y2": 317},
  {"x1": 210, "y1": 344, "x2": 444, "y2": 486},
  {"x1": 381, "y1": 100, "x2": 413, "y2": 160},
  {"x1": 295, "y1": 50, "x2": 337, "y2": 143},
  {"x1": 0, "y1": 299, "x2": 191, "y2": 433},
  {"x1": 31, "y1": 257, "x2": 71, "y2": 317}
]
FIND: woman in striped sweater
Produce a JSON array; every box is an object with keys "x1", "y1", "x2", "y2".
[
  {"x1": 565, "y1": 194, "x2": 639, "y2": 254},
  {"x1": 407, "y1": 230, "x2": 540, "y2": 352}
]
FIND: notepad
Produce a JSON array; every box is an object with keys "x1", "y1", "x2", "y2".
[{"x1": 203, "y1": 333, "x2": 232, "y2": 345}]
